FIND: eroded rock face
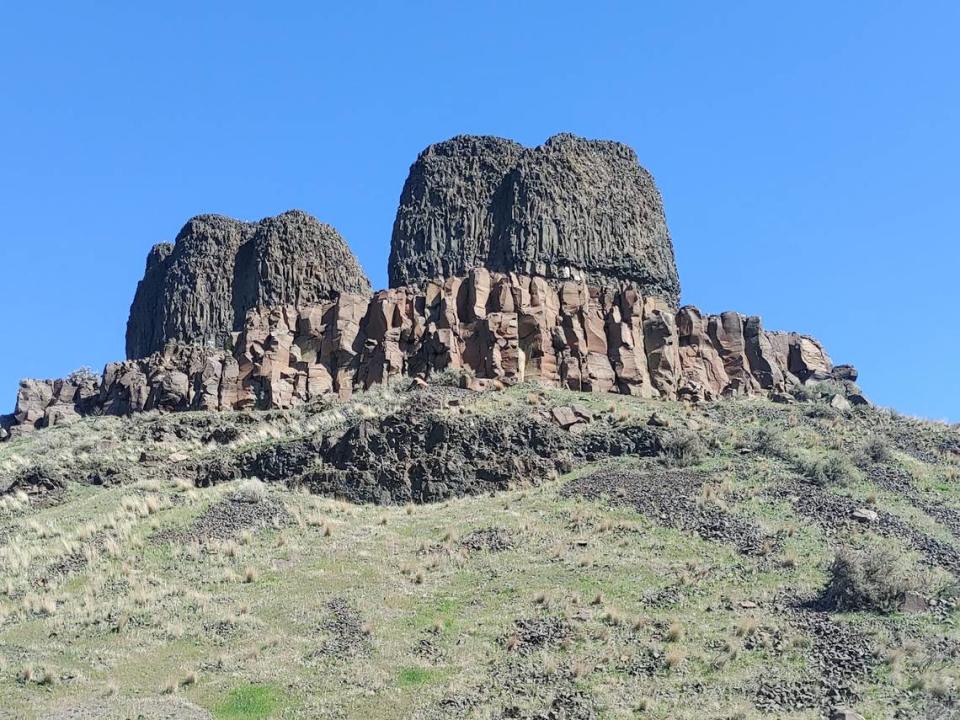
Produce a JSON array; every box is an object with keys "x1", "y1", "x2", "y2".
[
  {"x1": 389, "y1": 134, "x2": 680, "y2": 306},
  {"x1": 8, "y1": 273, "x2": 852, "y2": 436},
  {"x1": 126, "y1": 210, "x2": 372, "y2": 359}
]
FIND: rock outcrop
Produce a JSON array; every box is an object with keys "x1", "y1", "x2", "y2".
[
  {"x1": 3, "y1": 133, "x2": 864, "y2": 441},
  {"x1": 7, "y1": 272, "x2": 856, "y2": 436},
  {"x1": 126, "y1": 210, "x2": 372, "y2": 359},
  {"x1": 389, "y1": 134, "x2": 680, "y2": 306}
]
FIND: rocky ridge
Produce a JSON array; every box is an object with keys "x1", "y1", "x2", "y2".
[{"x1": 5, "y1": 270, "x2": 860, "y2": 437}]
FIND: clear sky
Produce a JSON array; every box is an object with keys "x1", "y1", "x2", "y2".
[{"x1": 1, "y1": 2, "x2": 957, "y2": 421}]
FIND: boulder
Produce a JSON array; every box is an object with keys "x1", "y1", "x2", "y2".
[
  {"x1": 900, "y1": 591, "x2": 928, "y2": 613},
  {"x1": 743, "y1": 316, "x2": 785, "y2": 390},
  {"x1": 43, "y1": 404, "x2": 80, "y2": 427},
  {"x1": 708, "y1": 312, "x2": 759, "y2": 396},
  {"x1": 831, "y1": 364, "x2": 858, "y2": 382},
  {"x1": 830, "y1": 394, "x2": 852, "y2": 411},
  {"x1": 14, "y1": 379, "x2": 55, "y2": 428},
  {"x1": 642, "y1": 296, "x2": 680, "y2": 398},
  {"x1": 389, "y1": 134, "x2": 680, "y2": 306},
  {"x1": 789, "y1": 334, "x2": 833, "y2": 382},
  {"x1": 551, "y1": 406, "x2": 583, "y2": 429},
  {"x1": 830, "y1": 709, "x2": 864, "y2": 720},
  {"x1": 851, "y1": 508, "x2": 878, "y2": 524},
  {"x1": 0, "y1": 414, "x2": 14, "y2": 440}
]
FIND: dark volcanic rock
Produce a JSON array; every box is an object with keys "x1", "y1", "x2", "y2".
[
  {"x1": 564, "y1": 467, "x2": 776, "y2": 556},
  {"x1": 389, "y1": 134, "x2": 680, "y2": 306},
  {"x1": 192, "y1": 400, "x2": 573, "y2": 505},
  {"x1": 126, "y1": 210, "x2": 371, "y2": 359}
]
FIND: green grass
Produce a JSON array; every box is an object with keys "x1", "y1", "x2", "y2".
[
  {"x1": 214, "y1": 683, "x2": 282, "y2": 720},
  {"x1": 0, "y1": 390, "x2": 958, "y2": 719},
  {"x1": 396, "y1": 666, "x2": 441, "y2": 688}
]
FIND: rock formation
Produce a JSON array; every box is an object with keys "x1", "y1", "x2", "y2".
[
  {"x1": 389, "y1": 134, "x2": 680, "y2": 306},
  {"x1": 126, "y1": 210, "x2": 372, "y2": 359},
  {"x1": 7, "y1": 272, "x2": 860, "y2": 436},
  {"x1": 2, "y1": 133, "x2": 864, "y2": 441}
]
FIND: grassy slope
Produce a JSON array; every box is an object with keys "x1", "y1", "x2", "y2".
[{"x1": 0, "y1": 386, "x2": 958, "y2": 719}]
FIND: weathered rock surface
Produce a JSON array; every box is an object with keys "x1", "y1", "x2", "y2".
[
  {"x1": 125, "y1": 210, "x2": 372, "y2": 359},
  {"x1": 389, "y1": 134, "x2": 680, "y2": 306},
  {"x1": 7, "y1": 273, "x2": 853, "y2": 436}
]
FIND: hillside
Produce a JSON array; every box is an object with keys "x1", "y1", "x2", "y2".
[{"x1": 1, "y1": 382, "x2": 958, "y2": 719}]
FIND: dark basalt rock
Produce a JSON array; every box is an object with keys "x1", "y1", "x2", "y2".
[
  {"x1": 389, "y1": 133, "x2": 680, "y2": 306},
  {"x1": 126, "y1": 210, "x2": 371, "y2": 359},
  {"x1": 191, "y1": 402, "x2": 573, "y2": 505}
]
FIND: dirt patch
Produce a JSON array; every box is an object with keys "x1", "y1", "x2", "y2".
[
  {"x1": 563, "y1": 468, "x2": 777, "y2": 556},
  {"x1": 154, "y1": 496, "x2": 289, "y2": 545},
  {"x1": 458, "y1": 527, "x2": 516, "y2": 553}
]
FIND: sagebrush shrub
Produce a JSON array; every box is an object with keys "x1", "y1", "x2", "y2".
[
  {"x1": 861, "y1": 436, "x2": 892, "y2": 464},
  {"x1": 821, "y1": 545, "x2": 920, "y2": 613},
  {"x1": 661, "y1": 430, "x2": 705, "y2": 467},
  {"x1": 798, "y1": 454, "x2": 856, "y2": 486},
  {"x1": 234, "y1": 478, "x2": 267, "y2": 504},
  {"x1": 743, "y1": 426, "x2": 789, "y2": 459}
]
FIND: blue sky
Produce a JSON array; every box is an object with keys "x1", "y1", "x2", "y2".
[{"x1": 1, "y1": 2, "x2": 957, "y2": 421}]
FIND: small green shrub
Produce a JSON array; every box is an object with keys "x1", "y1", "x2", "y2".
[
  {"x1": 798, "y1": 454, "x2": 857, "y2": 486},
  {"x1": 742, "y1": 426, "x2": 789, "y2": 459},
  {"x1": 860, "y1": 436, "x2": 892, "y2": 464},
  {"x1": 234, "y1": 478, "x2": 267, "y2": 504},
  {"x1": 429, "y1": 367, "x2": 474, "y2": 388},
  {"x1": 803, "y1": 403, "x2": 838, "y2": 420},
  {"x1": 821, "y1": 545, "x2": 920, "y2": 613},
  {"x1": 661, "y1": 429, "x2": 705, "y2": 467}
]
